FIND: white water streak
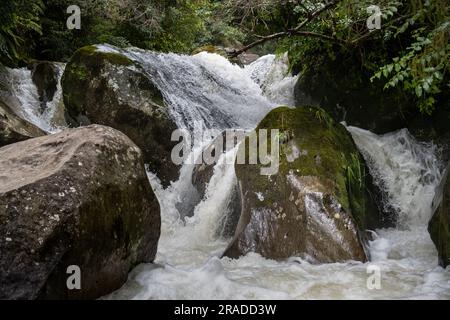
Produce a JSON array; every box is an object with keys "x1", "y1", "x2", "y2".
[{"x1": 4, "y1": 65, "x2": 65, "y2": 133}]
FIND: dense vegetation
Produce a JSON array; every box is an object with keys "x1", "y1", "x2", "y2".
[{"x1": 1, "y1": 0, "x2": 448, "y2": 114}]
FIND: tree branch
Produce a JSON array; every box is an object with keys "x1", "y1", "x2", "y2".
[
  {"x1": 228, "y1": 0, "x2": 343, "y2": 57},
  {"x1": 350, "y1": 15, "x2": 411, "y2": 45}
]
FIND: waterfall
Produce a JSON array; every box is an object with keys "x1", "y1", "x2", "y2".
[
  {"x1": 245, "y1": 53, "x2": 299, "y2": 106},
  {"x1": 96, "y1": 45, "x2": 276, "y2": 131},
  {"x1": 2, "y1": 64, "x2": 65, "y2": 133},
  {"x1": 346, "y1": 127, "x2": 443, "y2": 227},
  {"x1": 109, "y1": 123, "x2": 450, "y2": 300},
  {"x1": 103, "y1": 48, "x2": 449, "y2": 299},
  {"x1": 4, "y1": 44, "x2": 449, "y2": 299}
]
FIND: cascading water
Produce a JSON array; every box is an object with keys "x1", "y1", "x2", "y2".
[
  {"x1": 5, "y1": 44, "x2": 449, "y2": 299},
  {"x1": 3, "y1": 65, "x2": 65, "y2": 133},
  {"x1": 117, "y1": 46, "x2": 275, "y2": 131},
  {"x1": 108, "y1": 125, "x2": 450, "y2": 299},
  {"x1": 101, "y1": 46, "x2": 448, "y2": 299},
  {"x1": 245, "y1": 53, "x2": 299, "y2": 107}
]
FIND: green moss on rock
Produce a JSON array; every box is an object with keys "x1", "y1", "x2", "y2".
[
  {"x1": 225, "y1": 107, "x2": 383, "y2": 262},
  {"x1": 237, "y1": 106, "x2": 376, "y2": 230}
]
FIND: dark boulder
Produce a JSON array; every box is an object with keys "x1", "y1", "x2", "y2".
[
  {"x1": 294, "y1": 56, "x2": 414, "y2": 134},
  {"x1": 30, "y1": 61, "x2": 58, "y2": 112}
]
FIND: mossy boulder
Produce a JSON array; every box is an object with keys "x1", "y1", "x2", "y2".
[
  {"x1": 0, "y1": 125, "x2": 160, "y2": 299},
  {"x1": 62, "y1": 45, "x2": 179, "y2": 187},
  {"x1": 429, "y1": 165, "x2": 450, "y2": 268},
  {"x1": 224, "y1": 107, "x2": 383, "y2": 263}
]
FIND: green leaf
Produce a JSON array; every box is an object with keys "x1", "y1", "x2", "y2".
[{"x1": 415, "y1": 85, "x2": 423, "y2": 98}]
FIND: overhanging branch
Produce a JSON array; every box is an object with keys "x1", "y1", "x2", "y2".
[{"x1": 228, "y1": 0, "x2": 343, "y2": 57}]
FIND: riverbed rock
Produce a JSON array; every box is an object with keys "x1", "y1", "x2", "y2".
[
  {"x1": 224, "y1": 107, "x2": 384, "y2": 263},
  {"x1": 0, "y1": 97, "x2": 46, "y2": 147},
  {"x1": 62, "y1": 45, "x2": 179, "y2": 187},
  {"x1": 429, "y1": 165, "x2": 450, "y2": 268},
  {"x1": 0, "y1": 124, "x2": 161, "y2": 299}
]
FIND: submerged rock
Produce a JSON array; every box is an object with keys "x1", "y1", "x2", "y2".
[
  {"x1": 62, "y1": 45, "x2": 179, "y2": 187},
  {"x1": 224, "y1": 107, "x2": 383, "y2": 263},
  {"x1": 190, "y1": 131, "x2": 242, "y2": 237},
  {"x1": 0, "y1": 125, "x2": 160, "y2": 299},
  {"x1": 429, "y1": 165, "x2": 450, "y2": 268}
]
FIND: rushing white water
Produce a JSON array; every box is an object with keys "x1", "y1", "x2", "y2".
[
  {"x1": 245, "y1": 53, "x2": 299, "y2": 107},
  {"x1": 101, "y1": 48, "x2": 449, "y2": 299},
  {"x1": 3, "y1": 65, "x2": 65, "y2": 133},
  {"x1": 108, "y1": 126, "x2": 450, "y2": 299},
  {"x1": 111, "y1": 47, "x2": 273, "y2": 131}
]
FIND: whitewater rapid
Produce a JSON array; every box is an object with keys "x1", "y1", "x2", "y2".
[
  {"x1": 4, "y1": 46, "x2": 449, "y2": 299},
  {"x1": 107, "y1": 126, "x2": 450, "y2": 299}
]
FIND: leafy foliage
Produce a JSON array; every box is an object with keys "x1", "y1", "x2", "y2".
[
  {"x1": 1, "y1": 0, "x2": 230, "y2": 63},
  {"x1": 224, "y1": 0, "x2": 448, "y2": 114},
  {"x1": 371, "y1": 1, "x2": 449, "y2": 114},
  {"x1": 0, "y1": 0, "x2": 44, "y2": 65}
]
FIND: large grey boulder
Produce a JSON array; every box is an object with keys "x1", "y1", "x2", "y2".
[{"x1": 0, "y1": 125, "x2": 160, "y2": 299}]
